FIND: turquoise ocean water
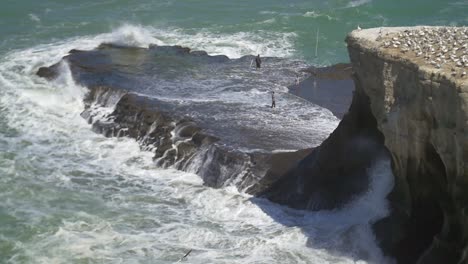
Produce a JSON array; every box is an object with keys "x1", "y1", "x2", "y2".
[
  {"x1": 1, "y1": 0, "x2": 467, "y2": 64},
  {"x1": 0, "y1": 1, "x2": 466, "y2": 263}
]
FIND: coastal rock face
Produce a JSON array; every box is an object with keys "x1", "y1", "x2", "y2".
[
  {"x1": 262, "y1": 80, "x2": 387, "y2": 210},
  {"x1": 347, "y1": 27, "x2": 468, "y2": 264},
  {"x1": 80, "y1": 84, "x2": 312, "y2": 191}
]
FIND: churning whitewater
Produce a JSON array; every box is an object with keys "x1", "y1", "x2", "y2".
[{"x1": 0, "y1": 25, "x2": 393, "y2": 263}]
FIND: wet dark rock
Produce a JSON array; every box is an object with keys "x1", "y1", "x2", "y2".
[
  {"x1": 190, "y1": 50, "x2": 209, "y2": 56},
  {"x1": 289, "y1": 63, "x2": 354, "y2": 119},
  {"x1": 37, "y1": 65, "x2": 60, "y2": 80},
  {"x1": 69, "y1": 49, "x2": 86, "y2": 54},
  {"x1": 305, "y1": 63, "x2": 353, "y2": 80},
  {"x1": 175, "y1": 121, "x2": 200, "y2": 139}
]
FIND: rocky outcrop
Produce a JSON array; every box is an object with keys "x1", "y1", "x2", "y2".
[
  {"x1": 78, "y1": 82, "x2": 312, "y2": 193},
  {"x1": 346, "y1": 27, "x2": 468, "y2": 264}
]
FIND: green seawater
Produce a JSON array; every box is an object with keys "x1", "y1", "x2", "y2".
[
  {"x1": 1, "y1": 0, "x2": 467, "y2": 64},
  {"x1": 0, "y1": 1, "x2": 467, "y2": 263}
]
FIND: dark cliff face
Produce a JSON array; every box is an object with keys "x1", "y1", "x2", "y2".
[
  {"x1": 346, "y1": 27, "x2": 468, "y2": 264},
  {"x1": 264, "y1": 26, "x2": 468, "y2": 264},
  {"x1": 261, "y1": 76, "x2": 388, "y2": 210}
]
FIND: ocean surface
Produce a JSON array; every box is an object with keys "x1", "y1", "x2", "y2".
[{"x1": 0, "y1": 0, "x2": 466, "y2": 263}]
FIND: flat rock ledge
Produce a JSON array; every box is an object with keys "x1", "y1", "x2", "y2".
[{"x1": 36, "y1": 46, "x2": 312, "y2": 195}]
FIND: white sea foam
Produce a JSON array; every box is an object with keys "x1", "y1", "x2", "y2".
[
  {"x1": 256, "y1": 18, "x2": 277, "y2": 24},
  {"x1": 79, "y1": 23, "x2": 297, "y2": 58},
  {"x1": 346, "y1": 0, "x2": 373, "y2": 8},
  {"x1": 259, "y1": 10, "x2": 278, "y2": 15},
  {"x1": 28, "y1": 13, "x2": 41, "y2": 23},
  {"x1": 149, "y1": 27, "x2": 297, "y2": 58},
  {"x1": 303, "y1": 11, "x2": 338, "y2": 21},
  {"x1": 0, "y1": 25, "x2": 393, "y2": 263},
  {"x1": 2, "y1": 23, "x2": 296, "y2": 65},
  {"x1": 102, "y1": 24, "x2": 165, "y2": 47}
]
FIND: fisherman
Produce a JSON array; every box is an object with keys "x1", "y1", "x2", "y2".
[
  {"x1": 271, "y1": 91, "x2": 276, "y2": 108},
  {"x1": 255, "y1": 54, "x2": 262, "y2": 69}
]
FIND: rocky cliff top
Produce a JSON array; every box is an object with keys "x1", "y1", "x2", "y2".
[
  {"x1": 346, "y1": 26, "x2": 468, "y2": 263},
  {"x1": 348, "y1": 26, "x2": 468, "y2": 86}
]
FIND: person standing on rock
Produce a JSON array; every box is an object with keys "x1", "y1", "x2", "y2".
[
  {"x1": 255, "y1": 54, "x2": 262, "y2": 69},
  {"x1": 271, "y1": 91, "x2": 276, "y2": 108}
]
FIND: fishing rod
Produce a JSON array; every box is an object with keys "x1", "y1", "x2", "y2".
[
  {"x1": 250, "y1": 47, "x2": 260, "y2": 68},
  {"x1": 315, "y1": 27, "x2": 319, "y2": 58},
  {"x1": 176, "y1": 249, "x2": 192, "y2": 263}
]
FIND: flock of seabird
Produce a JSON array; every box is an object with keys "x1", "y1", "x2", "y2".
[{"x1": 378, "y1": 27, "x2": 468, "y2": 78}]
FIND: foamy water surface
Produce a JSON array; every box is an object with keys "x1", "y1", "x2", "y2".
[
  {"x1": 0, "y1": 25, "x2": 397, "y2": 263},
  {"x1": 1, "y1": 0, "x2": 465, "y2": 261}
]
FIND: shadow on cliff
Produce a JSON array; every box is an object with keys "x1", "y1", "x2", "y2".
[
  {"x1": 254, "y1": 75, "x2": 386, "y2": 210},
  {"x1": 249, "y1": 75, "x2": 394, "y2": 262},
  {"x1": 250, "y1": 151, "x2": 394, "y2": 263}
]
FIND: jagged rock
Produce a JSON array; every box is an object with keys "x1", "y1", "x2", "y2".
[{"x1": 36, "y1": 65, "x2": 59, "y2": 80}]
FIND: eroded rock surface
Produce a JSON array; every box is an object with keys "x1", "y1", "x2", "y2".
[{"x1": 347, "y1": 26, "x2": 468, "y2": 264}]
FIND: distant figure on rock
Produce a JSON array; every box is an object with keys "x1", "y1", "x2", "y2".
[
  {"x1": 255, "y1": 54, "x2": 262, "y2": 69},
  {"x1": 271, "y1": 91, "x2": 276, "y2": 108}
]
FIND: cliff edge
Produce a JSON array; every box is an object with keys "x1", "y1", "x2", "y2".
[{"x1": 347, "y1": 26, "x2": 468, "y2": 263}]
